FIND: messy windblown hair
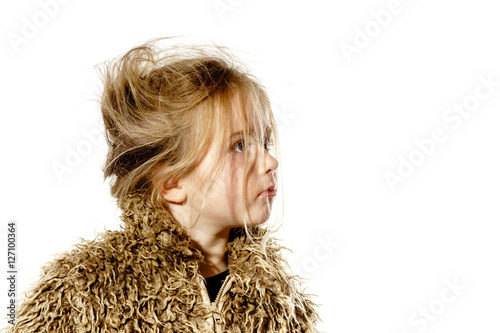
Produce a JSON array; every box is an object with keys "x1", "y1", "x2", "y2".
[{"x1": 97, "y1": 37, "x2": 284, "y2": 239}]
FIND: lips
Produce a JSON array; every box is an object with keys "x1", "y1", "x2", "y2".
[{"x1": 259, "y1": 184, "x2": 277, "y2": 198}]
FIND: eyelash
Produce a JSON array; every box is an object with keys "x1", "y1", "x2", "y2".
[{"x1": 231, "y1": 138, "x2": 274, "y2": 153}]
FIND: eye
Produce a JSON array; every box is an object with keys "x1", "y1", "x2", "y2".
[
  {"x1": 231, "y1": 138, "x2": 274, "y2": 153},
  {"x1": 264, "y1": 137, "x2": 274, "y2": 151},
  {"x1": 231, "y1": 140, "x2": 246, "y2": 153}
]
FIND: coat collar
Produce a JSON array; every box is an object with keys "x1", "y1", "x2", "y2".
[
  {"x1": 118, "y1": 190, "x2": 320, "y2": 332},
  {"x1": 118, "y1": 190, "x2": 273, "y2": 268}
]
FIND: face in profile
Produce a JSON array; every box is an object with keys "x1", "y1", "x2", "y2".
[
  {"x1": 186, "y1": 133, "x2": 277, "y2": 230},
  {"x1": 162, "y1": 106, "x2": 279, "y2": 233}
]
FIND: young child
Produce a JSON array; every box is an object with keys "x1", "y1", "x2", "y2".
[{"x1": 4, "y1": 38, "x2": 320, "y2": 332}]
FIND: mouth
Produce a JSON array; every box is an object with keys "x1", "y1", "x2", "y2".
[{"x1": 258, "y1": 184, "x2": 277, "y2": 198}]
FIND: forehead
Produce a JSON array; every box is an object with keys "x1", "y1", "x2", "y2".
[{"x1": 229, "y1": 91, "x2": 271, "y2": 136}]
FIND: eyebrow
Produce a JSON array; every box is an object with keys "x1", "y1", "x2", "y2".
[
  {"x1": 230, "y1": 127, "x2": 271, "y2": 138},
  {"x1": 230, "y1": 131, "x2": 248, "y2": 138}
]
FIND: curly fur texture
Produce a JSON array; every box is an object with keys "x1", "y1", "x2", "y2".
[{"x1": 2, "y1": 192, "x2": 320, "y2": 332}]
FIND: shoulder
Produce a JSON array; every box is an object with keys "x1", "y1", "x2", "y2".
[
  {"x1": 7, "y1": 229, "x2": 144, "y2": 332},
  {"x1": 35, "y1": 229, "x2": 132, "y2": 286}
]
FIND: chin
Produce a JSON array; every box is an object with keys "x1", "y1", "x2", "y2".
[
  {"x1": 253, "y1": 210, "x2": 273, "y2": 225},
  {"x1": 232, "y1": 215, "x2": 270, "y2": 228}
]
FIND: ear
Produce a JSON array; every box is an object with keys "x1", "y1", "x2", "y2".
[{"x1": 160, "y1": 178, "x2": 187, "y2": 204}]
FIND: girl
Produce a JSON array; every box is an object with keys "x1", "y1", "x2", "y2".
[{"x1": 4, "y1": 38, "x2": 320, "y2": 332}]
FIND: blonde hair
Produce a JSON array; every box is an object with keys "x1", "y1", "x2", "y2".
[{"x1": 98, "y1": 37, "x2": 284, "y2": 235}]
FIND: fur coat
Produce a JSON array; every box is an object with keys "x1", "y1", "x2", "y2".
[{"x1": 3, "y1": 191, "x2": 320, "y2": 332}]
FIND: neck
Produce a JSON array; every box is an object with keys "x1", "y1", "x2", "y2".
[{"x1": 186, "y1": 227, "x2": 230, "y2": 278}]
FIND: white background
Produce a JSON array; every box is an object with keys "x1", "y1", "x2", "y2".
[{"x1": 1, "y1": 0, "x2": 499, "y2": 332}]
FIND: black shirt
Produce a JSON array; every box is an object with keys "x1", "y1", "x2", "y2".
[{"x1": 203, "y1": 270, "x2": 229, "y2": 303}]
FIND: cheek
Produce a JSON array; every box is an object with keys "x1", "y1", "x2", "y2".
[
  {"x1": 228, "y1": 162, "x2": 245, "y2": 186},
  {"x1": 227, "y1": 160, "x2": 256, "y2": 198}
]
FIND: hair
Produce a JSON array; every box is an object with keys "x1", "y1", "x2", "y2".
[{"x1": 97, "y1": 37, "x2": 284, "y2": 239}]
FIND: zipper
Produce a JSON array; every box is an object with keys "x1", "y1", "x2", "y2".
[
  {"x1": 211, "y1": 308, "x2": 223, "y2": 333},
  {"x1": 214, "y1": 273, "x2": 232, "y2": 307},
  {"x1": 199, "y1": 273, "x2": 234, "y2": 333}
]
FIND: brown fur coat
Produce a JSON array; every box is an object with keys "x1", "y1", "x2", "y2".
[{"x1": 3, "y1": 191, "x2": 320, "y2": 332}]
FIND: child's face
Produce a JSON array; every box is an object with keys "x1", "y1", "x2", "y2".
[{"x1": 169, "y1": 121, "x2": 279, "y2": 232}]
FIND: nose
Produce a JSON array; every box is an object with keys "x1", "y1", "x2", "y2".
[{"x1": 261, "y1": 148, "x2": 279, "y2": 175}]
